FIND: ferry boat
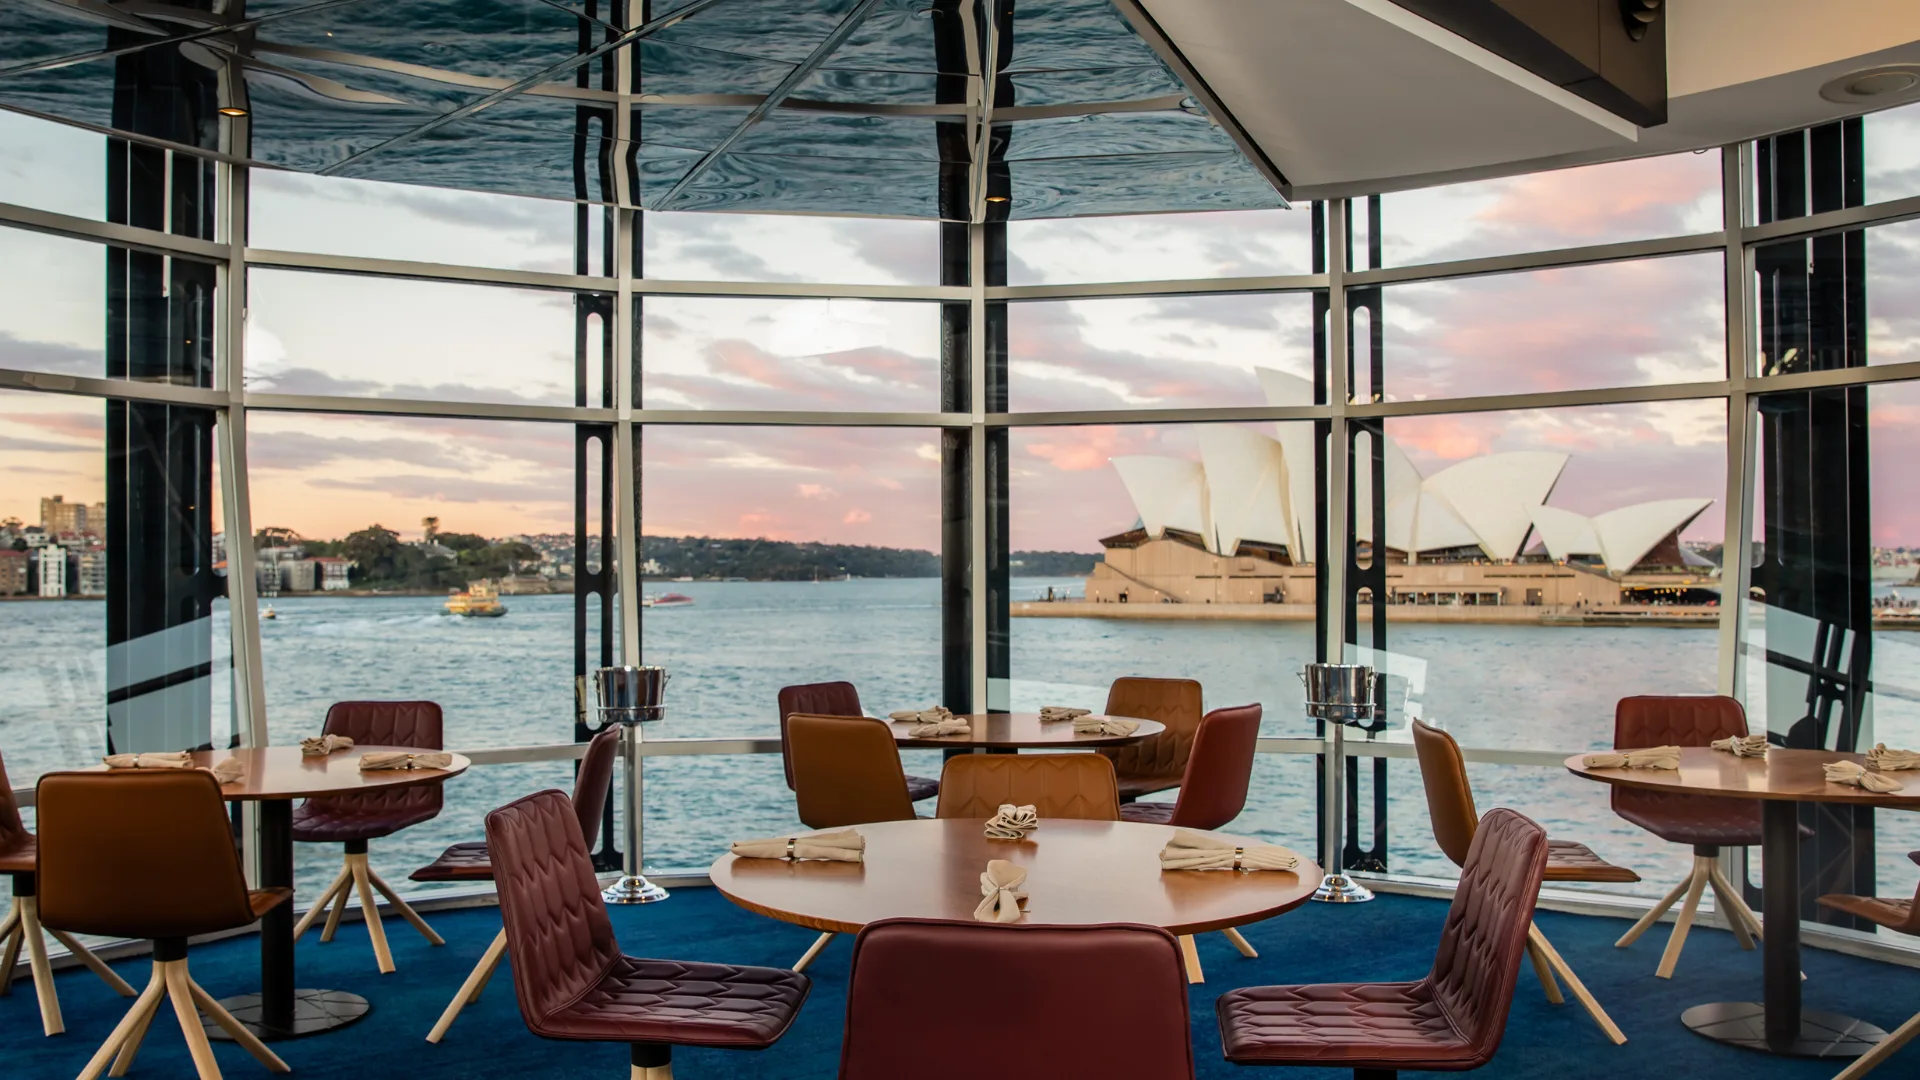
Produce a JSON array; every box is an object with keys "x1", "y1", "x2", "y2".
[
  {"x1": 643, "y1": 592, "x2": 694, "y2": 609},
  {"x1": 445, "y1": 579, "x2": 507, "y2": 617},
  {"x1": 261, "y1": 605, "x2": 277, "y2": 620}
]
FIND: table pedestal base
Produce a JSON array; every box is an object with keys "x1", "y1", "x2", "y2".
[
  {"x1": 1681, "y1": 1001, "x2": 1886, "y2": 1058},
  {"x1": 204, "y1": 989, "x2": 370, "y2": 1041}
]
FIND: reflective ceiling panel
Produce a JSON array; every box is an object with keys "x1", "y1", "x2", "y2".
[{"x1": 0, "y1": 0, "x2": 1289, "y2": 220}]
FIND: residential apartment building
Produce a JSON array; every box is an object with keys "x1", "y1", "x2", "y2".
[{"x1": 0, "y1": 550, "x2": 27, "y2": 595}]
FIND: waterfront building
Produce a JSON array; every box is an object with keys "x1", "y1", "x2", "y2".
[
  {"x1": 35, "y1": 549, "x2": 67, "y2": 598},
  {"x1": 0, "y1": 550, "x2": 27, "y2": 596},
  {"x1": 19, "y1": 527, "x2": 49, "y2": 549},
  {"x1": 75, "y1": 548, "x2": 106, "y2": 597},
  {"x1": 278, "y1": 558, "x2": 318, "y2": 594},
  {"x1": 314, "y1": 557, "x2": 353, "y2": 591}
]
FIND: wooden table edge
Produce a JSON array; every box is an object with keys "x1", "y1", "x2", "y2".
[{"x1": 1560, "y1": 749, "x2": 1920, "y2": 807}]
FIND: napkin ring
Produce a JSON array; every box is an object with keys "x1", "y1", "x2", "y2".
[
  {"x1": 1233, "y1": 847, "x2": 1245, "y2": 872},
  {"x1": 785, "y1": 837, "x2": 796, "y2": 860}
]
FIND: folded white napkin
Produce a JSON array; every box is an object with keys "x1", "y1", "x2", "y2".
[
  {"x1": 103, "y1": 751, "x2": 193, "y2": 769},
  {"x1": 300, "y1": 734, "x2": 355, "y2": 757},
  {"x1": 974, "y1": 859, "x2": 1028, "y2": 923},
  {"x1": 358, "y1": 751, "x2": 454, "y2": 771},
  {"x1": 729, "y1": 829, "x2": 865, "y2": 863},
  {"x1": 1038, "y1": 706, "x2": 1091, "y2": 723},
  {"x1": 1825, "y1": 760, "x2": 1904, "y2": 794},
  {"x1": 984, "y1": 804, "x2": 1039, "y2": 841},
  {"x1": 890, "y1": 706, "x2": 953, "y2": 724},
  {"x1": 1582, "y1": 746, "x2": 1682, "y2": 770},
  {"x1": 209, "y1": 758, "x2": 247, "y2": 784},
  {"x1": 1072, "y1": 716, "x2": 1141, "y2": 737},
  {"x1": 1867, "y1": 744, "x2": 1920, "y2": 772},
  {"x1": 1711, "y1": 734, "x2": 1769, "y2": 758},
  {"x1": 910, "y1": 718, "x2": 971, "y2": 738},
  {"x1": 1159, "y1": 830, "x2": 1301, "y2": 872}
]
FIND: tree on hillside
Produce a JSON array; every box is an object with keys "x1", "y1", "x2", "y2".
[{"x1": 254, "y1": 525, "x2": 304, "y2": 549}]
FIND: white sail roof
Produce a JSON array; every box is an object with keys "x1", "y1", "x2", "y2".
[
  {"x1": 1528, "y1": 504, "x2": 1604, "y2": 561},
  {"x1": 1198, "y1": 426, "x2": 1295, "y2": 557},
  {"x1": 1527, "y1": 498, "x2": 1714, "y2": 571},
  {"x1": 1111, "y1": 456, "x2": 1210, "y2": 540},
  {"x1": 1258, "y1": 368, "x2": 1320, "y2": 564},
  {"x1": 1422, "y1": 451, "x2": 1568, "y2": 561}
]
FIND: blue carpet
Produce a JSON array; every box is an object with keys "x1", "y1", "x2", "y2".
[{"x1": 2, "y1": 889, "x2": 1914, "y2": 1079}]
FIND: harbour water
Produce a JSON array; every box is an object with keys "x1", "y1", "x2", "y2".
[{"x1": 4, "y1": 579, "x2": 1918, "y2": 909}]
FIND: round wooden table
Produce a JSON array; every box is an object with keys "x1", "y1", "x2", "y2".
[
  {"x1": 888, "y1": 713, "x2": 1163, "y2": 750},
  {"x1": 91, "y1": 746, "x2": 468, "y2": 1041},
  {"x1": 711, "y1": 817, "x2": 1317, "y2": 943},
  {"x1": 1566, "y1": 746, "x2": 1920, "y2": 1057}
]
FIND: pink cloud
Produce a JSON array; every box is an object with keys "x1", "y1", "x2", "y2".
[{"x1": 843, "y1": 508, "x2": 872, "y2": 524}]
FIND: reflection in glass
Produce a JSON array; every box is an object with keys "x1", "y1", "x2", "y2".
[
  {"x1": 1008, "y1": 208, "x2": 1313, "y2": 285},
  {"x1": 641, "y1": 297, "x2": 940, "y2": 410},
  {"x1": 642, "y1": 211, "x2": 938, "y2": 285}
]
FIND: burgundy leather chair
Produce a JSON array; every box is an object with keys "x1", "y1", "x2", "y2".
[
  {"x1": 778, "y1": 681, "x2": 939, "y2": 803},
  {"x1": 1217, "y1": 808, "x2": 1549, "y2": 1080},
  {"x1": 486, "y1": 788, "x2": 810, "y2": 1078},
  {"x1": 0, "y1": 748, "x2": 134, "y2": 1036},
  {"x1": 1120, "y1": 703, "x2": 1265, "y2": 980},
  {"x1": 412, "y1": 725, "x2": 620, "y2": 1043},
  {"x1": 291, "y1": 700, "x2": 447, "y2": 973},
  {"x1": 1608, "y1": 695, "x2": 1766, "y2": 978},
  {"x1": 1818, "y1": 852, "x2": 1920, "y2": 1079},
  {"x1": 839, "y1": 918, "x2": 1194, "y2": 1080},
  {"x1": 38, "y1": 770, "x2": 292, "y2": 1080}
]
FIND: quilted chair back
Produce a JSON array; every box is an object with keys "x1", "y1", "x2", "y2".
[
  {"x1": 1424, "y1": 807, "x2": 1549, "y2": 1068},
  {"x1": 936, "y1": 754, "x2": 1120, "y2": 820},
  {"x1": 1165, "y1": 704, "x2": 1262, "y2": 830},
  {"x1": 777, "y1": 681, "x2": 864, "y2": 790},
  {"x1": 304, "y1": 700, "x2": 446, "y2": 823},
  {"x1": 840, "y1": 918, "x2": 1194, "y2": 1080},
  {"x1": 486, "y1": 789, "x2": 622, "y2": 1030},
  {"x1": 1098, "y1": 677, "x2": 1203, "y2": 784},
  {"x1": 1612, "y1": 695, "x2": 1751, "y2": 822},
  {"x1": 789, "y1": 714, "x2": 917, "y2": 830},
  {"x1": 571, "y1": 725, "x2": 621, "y2": 846}
]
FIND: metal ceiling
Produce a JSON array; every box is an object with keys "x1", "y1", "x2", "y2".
[{"x1": 0, "y1": 0, "x2": 1292, "y2": 220}]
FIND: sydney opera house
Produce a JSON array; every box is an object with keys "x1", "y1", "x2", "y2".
[{"x1": 1077, "y1": 371, "x2": 1720, "y2": 619}]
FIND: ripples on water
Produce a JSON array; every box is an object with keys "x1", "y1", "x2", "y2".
[{"x1": 3, "y1": 580, "x2": 1917, "y2": 907}]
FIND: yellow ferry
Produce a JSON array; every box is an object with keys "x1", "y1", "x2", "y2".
[{"x1": 444, "y1": 579, "x2": 507, "y2": 617}]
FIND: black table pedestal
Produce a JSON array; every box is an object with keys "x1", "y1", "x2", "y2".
[
  {"x1": 1682, "y1": 800, "x2": 1886, "y2": 1058},
  {"x1": 205, "y1": 800, "x2": 371, "y2": 1041}
]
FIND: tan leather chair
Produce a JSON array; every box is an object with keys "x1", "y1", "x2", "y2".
[
  {"x1": 1411, "y1": 718, "x2": 1636, "y2": 1045},
  {"x1": 936, "y1": 754, "x2": 1121, "y2": 821},
  {"x1": 785, "y1": 713, "x2": 921, "y2": 973},
  {"x1": 1818, "y1": 852, "x2": 1920, "y2": 1079},
  {"x1": 0, "y1": 749, "x2": 134, "y2": 1036},
  {"x1": 37, "y1": 769, "x2": 293, "y2": 1080},
  {"x1": 1098, "y1": 677, "x2": 1203, "y2": 800}
]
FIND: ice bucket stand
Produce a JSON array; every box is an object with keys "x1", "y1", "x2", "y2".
[
  {"x1": 596, "y1": 665, "x2": 670, "y2": 904},
  {"x1": 1302, "y1": 663, "x2": 1380, "y2": 904}
]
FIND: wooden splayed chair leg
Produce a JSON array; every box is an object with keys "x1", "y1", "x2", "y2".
[
  {"x1": 1527, "y1": 923, "x2": 1627, "y2": 1045},
  {"x1": 2, "y1": 889, "x2": 136, "y2": 1037},
  {"x1": 426, "y1": 928, "x2": 509, "y2": 1043},
  {"x1": 1615, "y1": 850, "x2": 1752, "y2": 980},
  {"x1": 793, "y1": 932, "x2": 834, "y2": 973},
  {"x1": 304, "y1": 844, "x2": 443, "y2": 975},
  {"x1": 78, "y1": 946, "x2": 289, "y2": 1080}
]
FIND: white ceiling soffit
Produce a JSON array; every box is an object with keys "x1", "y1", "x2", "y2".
[
  {"x1": 1137, "y1": 0, "x2": 1920, "y2": 200},
  {"x1": 1135, "y1": 0, "x2": 1639, "y2": 199}
]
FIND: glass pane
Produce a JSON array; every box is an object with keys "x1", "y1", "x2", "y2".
[
  {"x1": 1869, "y1": 219, "x2": 1920, "y2": 368},
  {"x1": 1007, "y1": 293, "x2": 1318, "y2": 411},
  {"x1": 1370, "y1": 401, "x2": 1726, "y2": 752},
  {"x1": 0, "y1": 109, "x2": 105, "y2": 220},
  {"x1": 246, "y1": 270, "x2": 584, "y2": 405},
  {"x1": 1007, "y1": 208, "x2": 1314, "y2": 285},
  {"x1": 638, "y1": 426, "x2": 941, "y2": 737},
  {"x1": 1008, "y1": 421, "x2": 1321, "y2": 737},
  {"x1": 0, "y1": 227, "x2": 103, "y2": 378},
  {"x1": 640, "y1": 297, "x2": 940, "y2": 411},
  {"x1": 1864, "y1": 99, "x2": 1920, "y2": 207},
  {"x1": 1378, "y1": 253, "x2": 1725, "y2": 400},
  {"x1": 247, "y1": 411, "x2": 585, "y2": 749},
  {"x1": 249, "y1": 170, "x2": 581, "y2": 274},
  {"x1": 1381, "y1": 151, "x2": 1722, "y2": 266},
  {"x1": 642, "y1": 210, "x2": 939, "y2": 286}
]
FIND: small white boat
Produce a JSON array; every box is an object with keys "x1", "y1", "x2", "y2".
[
  {"x1": 261, "y1": 606, "x2": 277, "y2": 620},
  {"x1": 643, "y1": 592, "x2": 695, "y2": 609}
]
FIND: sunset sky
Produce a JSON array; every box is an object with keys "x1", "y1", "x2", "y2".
[{"x1": 7, "y1": 105, "x2": 1920, "y2": 553}]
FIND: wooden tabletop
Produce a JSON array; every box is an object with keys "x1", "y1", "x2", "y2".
[
  {"x1": 888, "y1": 713, "x2": 1165, "y2": 749},
  {"x1": 85, "y1": 746, "x2": 469, "y2": 801},
  {"x1": 1564, "y1": 746, "x2": 1920, "y2": 807},
  {"x1": 710, "y1": 817, "x2": 1319, "y2": 935}
]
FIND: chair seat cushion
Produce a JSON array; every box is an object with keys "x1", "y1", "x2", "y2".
[
  {"x1": 248, "y1": 888, "x2": 293, "y2": 919},
  {"x1": 1613, "y1": 790, "x2": 1763, "y2": 847},
  {"x1": 1818, "y1": 893, "x2": 1916, "y2": 933},
  {"x1": 530, "y1": 954, "x2": 810, "y2": 1048},
  {"x1": 0, "y1": 836, "x2": 34, "y2": 875},
  {"x1": 1543, "y1": 838, "x2": 1640, "y2": 884},
  {"x1": 1117, "y1": 775, "x2": 1182, "y2": 800},
  {"x1": 905, "y1": 775, "x2": 940, "y2": 803},
  {"x1": 291, "y1": 800, "x2": 439, "y2": 843},
  {"x1": 1118, "y1": 802, "x2": 1176, "y2": 825},
  {"x1": 1217, "y1": 979, "x2": 1479, "y2": 1068},
  {"x1": 410, "y1": 841, "x2": 494, "y2": 883}
]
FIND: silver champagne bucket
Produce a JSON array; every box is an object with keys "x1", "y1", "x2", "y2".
[
  {"x1": 1301, "y1": 663, "x2": 1376, "y2": 724},
  {"x1": 596, "y1": 665, "x2": 668, "y2": 725}
]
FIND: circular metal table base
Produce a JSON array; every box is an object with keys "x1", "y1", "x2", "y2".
[
  {"x1": 205, "y1": 989, "x2": 371, "y2": 1041},
  {"x1": 1681, "y1": 1002, "x2": 1887, "y2": 1058}
]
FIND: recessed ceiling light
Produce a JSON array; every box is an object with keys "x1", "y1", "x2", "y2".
[
  {"x1": 1820, "y1": 65, "x2": 1920, "y2": 104},
  {"x1": 985, "y1": 195, "x2": 1008, "y2": 203},
  {"x1": 217, "y1": 106, "x2": 248, "y2": 117}
]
